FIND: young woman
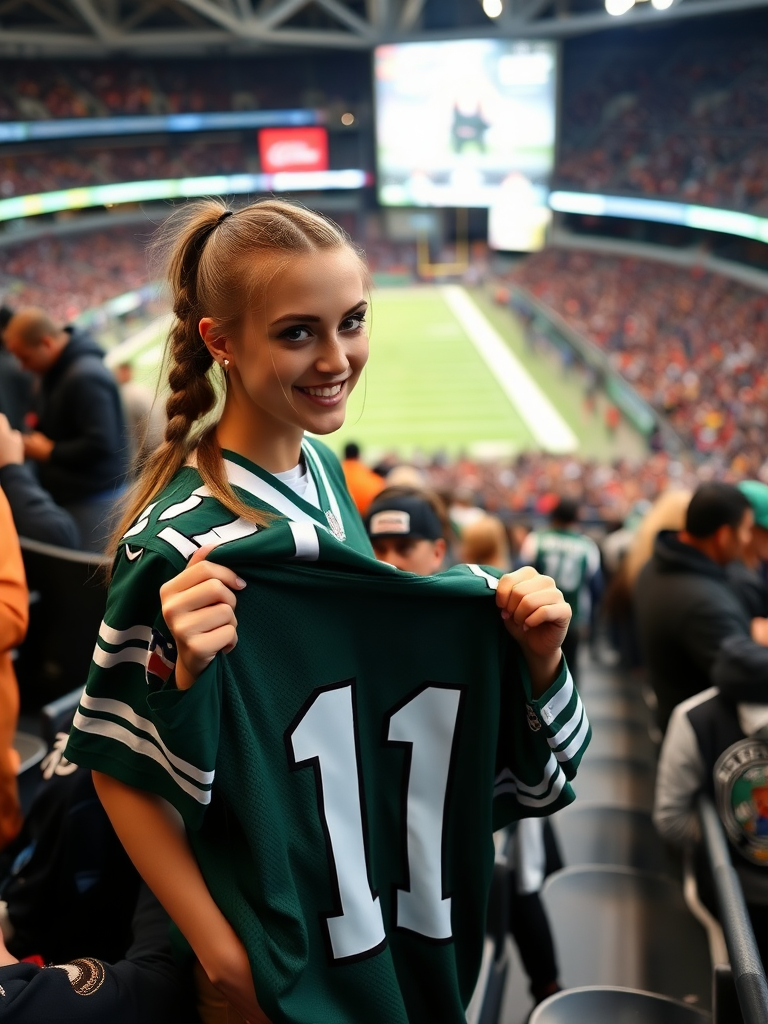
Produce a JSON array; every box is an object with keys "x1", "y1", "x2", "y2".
[{"x1": 65, "y1": 199, "x2": 585, "y2": 1024}]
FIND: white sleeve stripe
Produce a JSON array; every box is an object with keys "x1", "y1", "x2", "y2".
[
  {"x1": 93, "y1": 645, "x2": 148, "y2": 669},
  {"x1": 98, "y1": 622, "x2": 153, "y2": 646},
  {"x1": 548, "y1": 696, "x2": 584, "y2": 750},
  {"x1": 79, "y1": 693, "x2": 215, "y2": 785},
  {"x1": 539, "y1": 668, "x2": 574, "y2": 725},
  {"x1": 289, "y1": 521, "x2": 320, "y2": 560},
  {"x1": 72, "y1": 711, "x2": 212, "y2": 805},
  {"x1": 466, "y1": 564, "x2": 499, "y2": 590},
  {"x1": 555, "y1": 710, "x2": 591, "y2": 762},
  {"x1": 494, "y1": 768, "x2": 567, "y2": 808},
  {"x1": 495, "y1": 752, "x2": 560, "y2": 797},
  {"x1": 302, "y1": 440, "x2": 345, "y2": 530}
]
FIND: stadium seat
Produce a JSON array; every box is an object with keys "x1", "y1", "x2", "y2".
[
  {"x1": 541, "y1": 866, "x2": 711, "y2": 1008},
  {"x1": 528, "y1": 986, "x2": 711, "y2": 1024},
  {"x1": 551, "y1": 804, "x2": 676, "y2": 876},
  {"x1": 13, "y1": 730, "x2": 46, "y2": 774},
  {"x1": 571, "y1": 756, "x2": 655, "y2": 811},
  {"x1": 15, "y1": 537, "x2": 109, "y2": 706}
]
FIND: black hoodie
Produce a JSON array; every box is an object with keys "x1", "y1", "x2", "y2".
[
  {"x1": 36, "y1": 327, "x2": 128, "y2": 504},
  {"x1": 634, "y1": 530, "x2": 768, "y2": 730}
]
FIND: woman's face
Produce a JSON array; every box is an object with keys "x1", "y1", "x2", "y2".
[{"x1": 204, "y1": 247, "x2": 369, "y2": 463}]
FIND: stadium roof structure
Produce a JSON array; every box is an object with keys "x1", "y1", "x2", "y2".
[{"x1": 1, "y1": 0, "x2": 767, "y2": 54}]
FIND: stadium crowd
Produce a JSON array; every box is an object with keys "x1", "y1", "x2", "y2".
[
  {"x1": 557, "y1": 32, "x2": 768, "y2": 212},
  {"x1": 507, "y1": 248, "x2": 768, "y2": 478}
]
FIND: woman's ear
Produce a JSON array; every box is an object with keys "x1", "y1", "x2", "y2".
[{"x1": 199, "y1": 317, "x2": 231, "y2": 366}]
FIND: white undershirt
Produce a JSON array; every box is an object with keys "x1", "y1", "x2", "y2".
[{"x1": 273, "y1": 458, "x2": 320, "y2": 509}]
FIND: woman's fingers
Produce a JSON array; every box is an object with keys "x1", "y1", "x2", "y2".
[{"x1": 163, "y1": 576, "x2": 238, "y2": 621}]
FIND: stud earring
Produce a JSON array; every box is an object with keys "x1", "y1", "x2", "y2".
[{"x1": 223, "y1": 359, "x2": 230, "y2": 371}]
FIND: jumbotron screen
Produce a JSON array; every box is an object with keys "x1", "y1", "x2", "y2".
[{"x1": 374, "y1": 39, "x2": 557, "y2": 221}]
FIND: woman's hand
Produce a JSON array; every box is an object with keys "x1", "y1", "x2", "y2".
[
  {"x1": 160, "y1": 544, "x2": 246, "y2": 690},
  {"x1": 496, "y1": 567, "x2": 571, "y2": 696},
  {"x1": 201, "y1": 930, "x2": 272, "y2": 1024}
]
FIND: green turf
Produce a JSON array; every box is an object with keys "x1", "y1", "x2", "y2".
[{"x1": 115, "y1": 285, "x2": 647, "y2": 463}]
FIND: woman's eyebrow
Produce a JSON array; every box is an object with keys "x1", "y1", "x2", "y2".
[{"x1": 269, "y1": 300, "x2": 367, "y2": 327}]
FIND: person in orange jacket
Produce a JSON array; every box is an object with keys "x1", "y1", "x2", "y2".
[
  {"x1": 341, "y1": 441, "x2": 384, "y2": 515},
  {"x1": 0, "y1": 485, "x2": 27, "y2": 848}
]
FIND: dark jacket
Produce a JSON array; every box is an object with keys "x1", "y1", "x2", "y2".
[
  {"x1": 37, "y1": 328, "x2": 128, "y2": 504},
  {"x1": 727, "y1": 559, "x2": 768, "y2": 620},
  {"x1": 0, "y1": 347, "x2": 34, "y2": 431},
  {"x1": 0, "y1": 464, "x2": 80, "y2": 548},
  {"x1": 634, "y1": 530, "x2": 768, "y2": 730}
]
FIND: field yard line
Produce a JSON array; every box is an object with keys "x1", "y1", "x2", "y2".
[
  {"x1": 441, "y1": 285, "x2": 577, "y2": 453},
  {"x1": 104, "y1": 313, "x2": 173, "y2": 369}
]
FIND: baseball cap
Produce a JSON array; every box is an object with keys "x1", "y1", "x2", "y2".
[
  {"x1": 738, "y1": 480, "x2": 768, "y2": 530},
  {"x1": 365, "y1": 493, "x2": 443, "y2": 542}
]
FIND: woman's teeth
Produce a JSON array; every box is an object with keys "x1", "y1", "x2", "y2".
[{"x1": 303, "y1": 384, "x2": 342, "y2": 397}]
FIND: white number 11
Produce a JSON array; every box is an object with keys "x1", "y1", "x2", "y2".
[{"x1": 288, "y1": 682, "x2": 463, "y2": 961}]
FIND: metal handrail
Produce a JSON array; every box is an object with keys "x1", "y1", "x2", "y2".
[{"x1": 698, "y1": 794, "x2": 768, "y2": 1024}]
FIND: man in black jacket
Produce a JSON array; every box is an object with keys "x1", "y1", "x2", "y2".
[
  {"x1": 4, "y1": 308, "x2": 128, "y2": 552},
  {"x1": 635, "y1": 482, "x2": 768, "y2": 731}
]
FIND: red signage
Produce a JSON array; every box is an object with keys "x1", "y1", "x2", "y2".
[{"x1": 259, "y1": 127, "x2": 329, "y2": 173}]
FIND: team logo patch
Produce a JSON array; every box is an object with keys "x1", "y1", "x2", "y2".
[
  {"x1": 715, "y1": 737, "x2": 768, "y2": 865},
  {"x1": 51, "y1": 958, "x2": 105, "y2": 996},
  {"x1": 526, "y1": 704, "x2": 542, "y2": 732},
  {"x1": 369, "y1": 510, "x2": 410, "y2": 536},
  {"x1": 145, "y1": 629, "x2": 177, "y2": 686}
]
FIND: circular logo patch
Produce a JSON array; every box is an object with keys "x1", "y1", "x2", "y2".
[
  {"x1": 715, "y1": 737, "x2": 768, "y2": 866},
  {"x1": 52, "y1": 957, "x2": 106, "y2": 996}
]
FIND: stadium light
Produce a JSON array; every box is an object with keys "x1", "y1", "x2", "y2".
[
  {"x1": 651, "y1": 0, "x2": 675, "y2": 8},
  {"x1": 605, "y1": 0, "x2": 635, "y2": 13},
  {"x1": 482, "y1": 0, "x2": 503, "y2": 17}
]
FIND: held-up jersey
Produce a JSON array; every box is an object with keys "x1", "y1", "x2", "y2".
[
  {"x1": 520, "y1": 527, "x2": 601, "y2": 620},
  {"x1": 65, "y1": 439, "x2": 590, "y2": 1024}
]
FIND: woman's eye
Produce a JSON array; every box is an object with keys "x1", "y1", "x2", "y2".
[
  {"x1": 341, "y1": 314, "x2": 367, "y2": 333},
  {"x1": 281, "y1": 326, "x2": 312, "y2": 342}
]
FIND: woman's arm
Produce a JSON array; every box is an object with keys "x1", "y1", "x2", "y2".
[{"x1": 92, "y1": 772, "x2": 268, "y2": 1024}]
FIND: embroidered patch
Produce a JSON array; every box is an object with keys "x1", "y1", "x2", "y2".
[
  {"x1": 145, "y1": 629, "x2": 177, "y2": 686},
  {"x1": 51, "y1": 958, "x2": 105, "y2": 996},
  {"x1": 715, "y1": 736, "x2": 768, "y2": 865},
  {"x1": 526, "y1": 704, "x2": 542, "y2": 732}
]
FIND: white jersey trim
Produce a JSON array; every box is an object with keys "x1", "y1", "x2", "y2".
[
  {"x1": 539, "y1": 669, "x2": 574, "y2": 726},
  {"x1": 289, "y1": 521, "x2": 320, "y2": 561},
  {"x1": 466, "y1": 564, "x2": 500, "y2": 591}
]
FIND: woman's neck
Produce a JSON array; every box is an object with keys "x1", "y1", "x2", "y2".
[{"x1": 216, "y1": 403, "x2": 304, "y2": 474}]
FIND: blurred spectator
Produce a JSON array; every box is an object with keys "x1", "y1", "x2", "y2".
[
  {"x1": 519, "y1": 499, "x2": 602, "y2": 685},
  {"x1": 364, "y1": 487, "x2": 448, "y2": 575},
  {"x1": 0, "y1": 306, "x2": 34, "y2": 433},
  {"x1": 340, "y1": 441, "x2": 383, "y2": 515},
  {"x1": 459, "y1": 515, "x2": 510, "y2": 570},
  {"x1": 0, "y1": 414, "x2": 79, "y2": 548},
  {"x1": 4, "y1": 308, "x2": 128, "y2": 552},
  {"x1": 0, "y1": 485, "x2": 26, "y2": 849},
  {"x1": 728, "y1": 480, "x2": 768, "y2": 619},
  {"x1": 654, "y1": 657, "x2": 768, "y2": 966},
  {"x1": 634, "y1": 482, "x2": 768, "y2": 731},
  {"x1": 623, "y1": 490, "x2": 693, "y2": 593},
  {"x1": 509, "y1": 249, "x2": 768, "y2": 475},
  {"x1": 114, "y1": 362, "x2": 165, "y2": 475}
]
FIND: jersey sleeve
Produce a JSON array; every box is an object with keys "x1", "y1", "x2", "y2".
[
  {"x1": 492, "y1": 652, "x2": 591, "y2": 829},
  {"x1": 64, "y1": 546, "x2": 221, "y2": 830}
]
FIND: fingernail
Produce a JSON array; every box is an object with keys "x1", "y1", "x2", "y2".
[
  {"x1": 501, "y1": 610, "x2": 510, "y2": 620},
  {"x1": 236, "y1": 577, "x2": 247, "y2": 588}
]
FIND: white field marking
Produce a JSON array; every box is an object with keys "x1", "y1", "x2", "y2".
[
  {"x1": 441, "y1": 285, "x2": 578, "y2": 453},
  {"x1": 104, "y1": 313, "x2": 173, "y2": 370}
]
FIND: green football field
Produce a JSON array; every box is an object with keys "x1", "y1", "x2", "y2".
[{"x1": 113, "y1": 285, "x2": 646, "y2": 463}]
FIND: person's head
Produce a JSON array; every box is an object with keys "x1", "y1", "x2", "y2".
[
  {"x1": 625, "y1": 489, "x2": 692, "y2": 590},
  {"x1": 113, "y1": 198, "x2": 369, "y2": 554},
  {"x1": 551, "y1": 498, "x2": 579, "y2": 528},
  {"x1": 344, "y1": 442, "x2": 361, "y2": 461},
  {"x1": 4, "y1": 307, "x2": 68, "y2": 374},
  {"x1": 681, "y1": 482, "x2": 753, "y2": 566},
  {"x1": 738, "y1": 480, "x2": 768, "y2": 565},
  {"x1": 114, "y1": 362, "x2": 133, "y2": 386},
  {"x1": 458, "y1": 515, "x2": 509, "y2": 570},
  {"x1": 365, "y1": 486, "x2": 448, "y2": 575}
]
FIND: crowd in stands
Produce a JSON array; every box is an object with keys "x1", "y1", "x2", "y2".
[
  {"x1": 0, "y1": 141, "x2": 249, "y2": 199},
  {"x1": 506, "y1": 249, "x2": 768, "y2": 478},
  {"x1": 1, "y1": 228, "x2": 149, "y2": 324},
  {"x1": 0, "y1": 56, "x2": 367, "y2": 121},
  {"x1": 557, "y1": 29, "x2": 768, "y2": 213}
]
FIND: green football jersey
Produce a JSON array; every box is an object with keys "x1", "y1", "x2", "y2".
[
  {"x1": 65, "y1": 438, "x2": 590, "y2": 1024},
  {"x1": 521, "y1": 527, "x2": 601, "y2": 619}
]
